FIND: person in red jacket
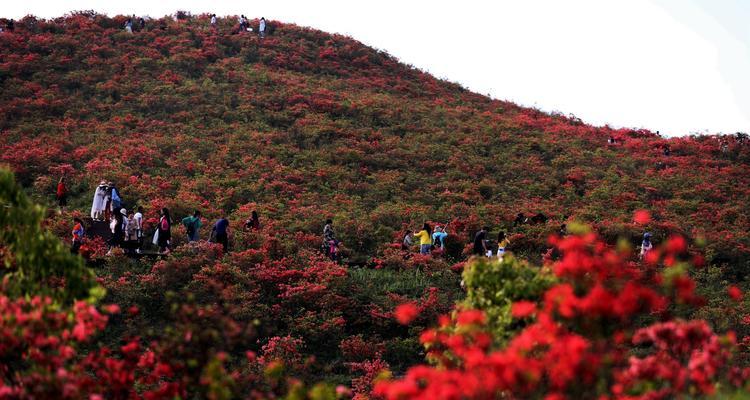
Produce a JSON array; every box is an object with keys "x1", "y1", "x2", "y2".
[{"x1": 56, "y1": 176, "x2": 67, "y2": 209}]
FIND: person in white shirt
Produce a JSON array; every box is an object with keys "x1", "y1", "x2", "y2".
[
  {"x1": 259, "y1": 17, "x2": 266, "y2": 38},
  {"x1": 91, "y1": 181, "x2": 108, "y2": 220},
  {"x1": 134, "y1": 206, "x2": 144, "y2": 253},
  {"x1": 210, "y1": 14, "x2": 217, "y2": 28},
  {"x1": 639, "y1": 232, "x2": 653, "y2": 259}
]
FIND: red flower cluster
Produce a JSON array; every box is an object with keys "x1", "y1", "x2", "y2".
[{"x1": 375, "y1": 232, "x2": 750, "y2": 399}]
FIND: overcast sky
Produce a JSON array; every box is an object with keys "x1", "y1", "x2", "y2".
[{"x1": 4, "y1": 0, "x2": 749, "y2": 137}]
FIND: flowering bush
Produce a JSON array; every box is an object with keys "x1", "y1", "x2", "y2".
[
  {"x1": 374, "y1": 229, "x2": 750, "y2": 399},
  {"x1": 0, "y1": 11, "x2": 749, "y2": 398}
]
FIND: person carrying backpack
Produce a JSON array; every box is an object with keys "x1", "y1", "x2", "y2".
[
  {"x1": 182, "y1": 210, "x2": 202, "y2": 242},
  {"x1": 71, "y1": 217, "x2": 85, "y2": 254},
  {"x1": 154, "y1": 208, "x2": 172, "y2": 254},
  {"x1": 212, "y1": 216, "x2": 230, "y2": 252},
  {"x1": 432, "y1": 224, "x2": 449, "y2": 249},
  {"x1": 323, "y1": 219, "x2": 340, "y2": 260}
]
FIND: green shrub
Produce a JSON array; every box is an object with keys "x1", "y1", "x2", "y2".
[
  {"x1": 461, "y1": 255, "x2": 555, "y2": 342},
  {"x1": 0, "y1": 168, "x2": 101, "y2": 304}
]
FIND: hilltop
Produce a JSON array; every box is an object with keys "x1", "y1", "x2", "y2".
[{"x1": 1, "y1": 12, "x2": 750, "y2": 398}]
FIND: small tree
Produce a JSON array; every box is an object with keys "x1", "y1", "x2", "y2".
[{"x1": 0, "y1": 168, "x2": 102, "y2": 304}]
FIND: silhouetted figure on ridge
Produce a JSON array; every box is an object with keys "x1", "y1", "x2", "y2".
[{"x1": 259, "y1": 17, "x2": 266, "y2": 38}]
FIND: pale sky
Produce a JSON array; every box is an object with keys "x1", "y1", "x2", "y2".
[{"x1": 4, "y1": 0, "x2": 749, "y2": 137}]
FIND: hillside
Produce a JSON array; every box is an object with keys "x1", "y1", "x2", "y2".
[
  {"x1": 1, "y1": 12, "x2": 750, "y2": 398},
  {"x1": 2, "y1": 13, "x2": 750, "y2": 260}
]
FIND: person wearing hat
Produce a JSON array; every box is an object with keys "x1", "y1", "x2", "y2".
[
  {"x1": 640, "y1": 232, "x2": 653, "y2": 259},
  {"x1": 91, "y1": 181, "x2": 108, "y2": 221},
  {"x1": 432, "y1": 224, "x2": 449, "y2": 249}
]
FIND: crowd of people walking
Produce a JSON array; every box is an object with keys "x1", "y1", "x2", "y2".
[
  {"x1": 118, "y1": 13, "x2": 268, "y2": 37},
  {"x1": 71, "y1": 180, "x2": 656, "y2": 263},
  {"x1": 69, "y1": 180, "x2": 262, "y2": 256}
]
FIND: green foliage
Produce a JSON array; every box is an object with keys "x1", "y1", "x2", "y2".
[
  {"x1": 461, "y1": 255, "x2": 555, "y2": 342},
  {"x1": 0, "y1": 168, "x2": 100, "y2": 304}
]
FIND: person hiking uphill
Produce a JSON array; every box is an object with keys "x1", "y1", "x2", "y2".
[
  {"x1": 134, "y1": 206, "x2": 144, "y2": 253},
  {"x1": 124, "y1": 210, "x2": 138, "y2": 255},
  {"x1": 71, "y1": 217, "x2": 85, "y2": 254},
  {"x1": 323, "y1": 219, "x2": 340, "y2": 260},
  {"x1": 210, "y1": 14, "x2": 217, "y2": 29},
  {"x1": 107, "y1": 209, "x2": 126, "y2": 256},
  {"x1": 473, "y1": 226, "x2": 489, "y2": 256},
  {"x1": 413, "y1": 223, "x2": 432, "y2": 255},
  {"x1": 182, "y1": 210, "x2": 202, "y2": 242},
  {"x1": 109, "y1": 182, "x2": 122, "y2": 214},
  {"x1": 56, "y1": 176, "x2": 67, "y2": 209},
  {"x1": 154, "y1": 208, "x2": 172, "y2": 254},
  {"x1": 212, "y1": 216, "x2": 230, "y2": 252}
]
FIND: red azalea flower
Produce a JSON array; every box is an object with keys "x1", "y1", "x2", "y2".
[
  {"x1": 728, "y1": 286, "x2": 743, "y2": 302},
  {"x1": 394, "y1": 302, "x2": 419, "y2": 325},
  {"x1": 511, "y1": 301, "x2": 537, "y2": 318},
  {"x1": 633, "y1": 210, "x2": 651, "y2": 224}
]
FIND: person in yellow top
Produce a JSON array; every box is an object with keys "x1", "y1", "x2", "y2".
[
  {"x1": 413, "y1": 223, "x2": 433, "y2": 255},
  {"x1": 497, "y1": 231, "x2": 511, "y2": 260}
]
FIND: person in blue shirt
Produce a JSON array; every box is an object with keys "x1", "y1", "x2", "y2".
[
  {"x1": 432, "y1": 224, "x2": 449, "y2": 249},
  {"x1": 182, "y1": 210, "x2": 202, "y2": 242},
  {"x1": 212, "y1": 217, "x2": 230, "y2": 252}
]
